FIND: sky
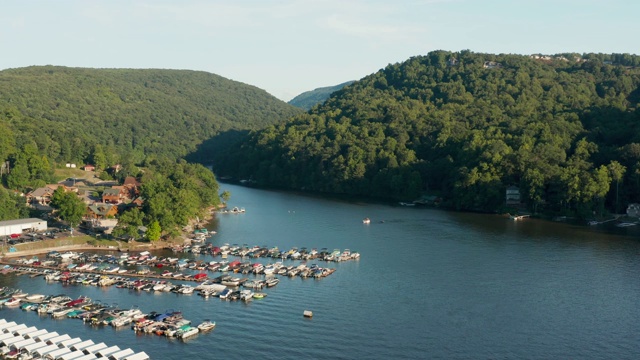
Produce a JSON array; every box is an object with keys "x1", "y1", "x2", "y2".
[{"x1": 1, "y1": 0, "x2": 639, "y2": 102}]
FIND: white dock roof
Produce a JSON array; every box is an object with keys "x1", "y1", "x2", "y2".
[
  {"x1": 11, "y1": 338, "x2": 36, "y2": 350},
  {"x1": 44, "y1": 346, "x2": 72, "y2": 360},
  {"x1": 46, "y1": 334, "x2": 71, "y2": 346},
  {"x1": 58, "y1": 337, "x2": 82, "y2": 348},
  {"x1": 70, "y1": 339, "x2": 94, "y2": 352},
  {"x1": 95, "y1": 345, "x2": 120, "y2": 358},
  {"x1": 33, "y1": 344, "x2": 61, "y2": 357},
  {"x1": 25, "y1": 329, "x2": 49, "y2": 339},
  {"x1": 122, "y1": 351, "x2": 150, "y2": 360},
  {"x1": 107, "y1": 348, "x2": 134, "y2": 360},
  {"x1": 34, "y1": 331, "x2": 59, "y2": 342},
  {"x1": 0, "y1": 321, "x2": 17, "y2": 331},
  {"x1": 22, "y1": 340, "x2": 50, "y2": 354},
  {"x1": 56, "y1": 349, "x2": 88, "y2": 360},
  {"x1": 4, "y1": 323, "x2": 27, "y2": 333},
  {"x1": 14, "y1": 326, "x2": 38, "y2": 336},
  {"x1": 74, "y1": 353, "x2": 98, "y2": 360},
  {"x1": 83, "y1": 342, "x2": 107, "y2": 354}
]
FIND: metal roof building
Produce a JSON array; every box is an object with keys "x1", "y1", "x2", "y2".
[{"x1": 0, "y1": 218, "x2": 47, "y2": 236}]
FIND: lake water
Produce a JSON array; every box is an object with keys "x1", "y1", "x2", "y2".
[{"x1": 1, "y1": 183, "x2": 640, "y2": 359}]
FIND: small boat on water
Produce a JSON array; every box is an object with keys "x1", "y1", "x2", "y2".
[
  {"x1": 252, "y1": 292, "x2": 267, "y2": 299},
  {"x1": 197, "y1": 320, "x2": 216, "y2": 332},
  {"x1": 265, "y1": 278, "x2": 279, "y2": 287},
  {"x1": 362, "y1": 218, "x2": 371, "y2": 224},
  {"x1": 24, "y1": 294, "x2": 45, "y2": 303},
  {"x1": 5, "y1": 297, "x2": 21, "y2": 307},
  {"x1": 178, "y1": 326, "x2": 199, "y2": 339}
]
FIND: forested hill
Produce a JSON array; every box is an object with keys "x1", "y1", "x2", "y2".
[
  {"x1": 0, "y1": 66, "x2": 302, "y2": 164},
  {"x1": 214, "y1": 51, "x2": 640, "y2": 215},
  {"x1": 288, "y1": 81, "x2": 355, "y2": 110}
]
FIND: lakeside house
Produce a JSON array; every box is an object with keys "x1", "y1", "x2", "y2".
[
  {"x1": 506, "y1": 186, "x2": 521, "y2": 206},
  {"x1": 102, "y1": 188, "x2": 123, "y2": 204},
  {"x1": 86, "y1": 203, "x2": 118, "y2": 219}
]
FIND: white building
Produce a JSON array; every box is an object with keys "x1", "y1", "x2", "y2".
[{"x1": 0, "y1": 218, "x2": 47, "y2": 237}]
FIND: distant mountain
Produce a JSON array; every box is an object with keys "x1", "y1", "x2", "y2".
[
  {"x1": 288, "y1": 81, "x2": 355, "y2": 110},
  {"x1": 0, "y1": 66, "x2": 302, "y2": 164}
]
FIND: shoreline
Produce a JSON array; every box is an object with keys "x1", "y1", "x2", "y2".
[{"x1": 2, "y1": 206, "x2": 220, "y2": 260}]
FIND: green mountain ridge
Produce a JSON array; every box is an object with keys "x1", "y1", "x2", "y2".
[
  {"x1": 288, "y1": 81, "x2": 355, "y2": 110},
  {"x1": 0, "y1": 66, "x2": 302, "y2": 165},
  {"x1": 213, "y1": 50, "x2": 640, "y2": 216}
]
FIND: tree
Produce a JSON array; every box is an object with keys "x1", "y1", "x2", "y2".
[
  {"x1": 50, "y1": 190, "x2": 86, "y2": 229},
  {"x1": 112, "y1": 208, "x2": 144, "y2": 240},
  {"x1": 607, "y1": 161, "x2": 626, "y2": 213},
  {"x1": 146, "y1": 220, "x2": 161, "y2": 242},
  {"x1": 6, "y1": 157, "x2": 30, "y2": 191},
  {"x1": 0, "y1": 187, "x2": 29, "y2": 220},
  {"x1": 220, "y1": 190, "x2": 231, "y2": 203},
  {"x1": 91, "y1": 144, "x2": 107, "y2": 171}
]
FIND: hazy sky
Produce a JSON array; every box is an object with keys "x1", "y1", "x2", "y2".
[{"x1": 1, "y1": 0, "x2": 638, "y2": 101}]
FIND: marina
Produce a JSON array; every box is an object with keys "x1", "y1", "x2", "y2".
[{"x1": 1, "y1": 183, "x2": 639, "y2": 359}]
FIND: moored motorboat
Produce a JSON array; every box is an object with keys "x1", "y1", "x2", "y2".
[
  {"x1": 252, "y1": 292, "x2": 267, "y2": 299},
  {"x1": 362, "y1": 217, "x2": 371, "y2": 224},
  {"x1": 24, "y1": 294, "x2": 46, "y2": 303},
  {"x1": 197, "y1": 320, "x2": 216, "y2": 332},
  {"x1": 178, "y1": 326, "x2": 199, "y2": 339}
]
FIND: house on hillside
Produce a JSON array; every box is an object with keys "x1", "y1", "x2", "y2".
[
  {"x1": 27, "y1": 184, "x2": 77, "y2": 206},
  {"x1": 83, "y1": 164, "x2": 95, "y2": 172},
  {"x1": 86, "y1": 203, "x2": 118, "y2": 219},
  {"x1": 130, "y1": 197, "x2": 144, "y2": 208},
  {"x1": 483, "y1": 61, "x2": 502, "y2": 69},
  {"x1": 102, "y1": 188, "x2": 123, "y2": 204},
  {"x1": 506, "y1": 186, "x2": 521, "y2": 206}
]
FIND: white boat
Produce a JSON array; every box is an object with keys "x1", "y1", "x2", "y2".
[
  {"x1": 179, "y1": 326, "x2": 199, "y2": 339},
  {"x1": 616, "y1": 222, "x2": 637, "y2": 227},
  {"x1": 153, "y1": 283, "x2": 167, "y2": 291},
  {"x1": 5, "y1": 297, "x2": 21, "y2": 307},
  {"x1": 179, "y1": 286, "x2": 194, "y2": 294},
  {"x1": 362, "y1": 218, "x2": 371, "y2": 224},
  {"x1": 24, "y1": 294, "x2": 46, "y2": 303},
  {"x1": 240, "y1": 290, "x2": 254, "y2": 302},
  {"x1": 51, "y1": 307, "x2": 73, "y2": 318},
  {"x1": 197, "y1": 320, "x2": 216, "y2": 332},
  {"x1": 265, "y1": 278, "x2": 280, "y2": 287}
]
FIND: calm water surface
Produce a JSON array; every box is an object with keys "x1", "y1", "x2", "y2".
[{"x1": 1, "y1": 183, "x2": 640, "y2": 359}]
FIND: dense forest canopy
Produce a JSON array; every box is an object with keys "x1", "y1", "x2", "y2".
[
  {"x1": 213, "y1": 51, "x2": 640, "y2": 216},
  {"x1": 288, "y1": 81, "x2": 355, "y2": 111},
  {"x1": 0, "y1": 66, "x2": 301, "y2": 166}
]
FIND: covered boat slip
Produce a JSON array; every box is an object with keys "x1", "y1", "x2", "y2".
[
  {"x1": 57, "y1": 350, "x2": 95, "y2": 360},
  {"x1": 34, "y1": 331, "x2": 60, "y2": 343},
  {"x1": 122, "y1": 352, "x2": 150, "y2": 360},
  {"x1": 95, "y1": 345, "x2": 121, "y2": 358},
  {"x1": 22, "y1": 340, "x2": 50, "y2": 354},
  {"x1": 70, "y1": 339, "x2": 95, "y2": 352},
  {"x1": 43, "y1": 346, "x2": 72, "y2": 359},
  {"x1": 46, "y1": 334, "x2": 72, "y2": 346},
  {"x1": 74, "y1": 354, "x2": 98, "y2": 360},
  {"x1": 83, "y1": 342, "x2": 108, "y2": 355},
  {"x1": 3, "y1": 323, "x2": 27, "y2": 334},
  {"x1": 0, "y1": 320, "x2": 149, "y2": 359},
  {"x1": 33, "y1": 344, "x2": 62, "y2": 358},
  {"x1": 107, "y1": 348, "x2": 134, "y2": 360},
  {"x1": 26, "y1": 328, "x2": 50, "y2": 339}
]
